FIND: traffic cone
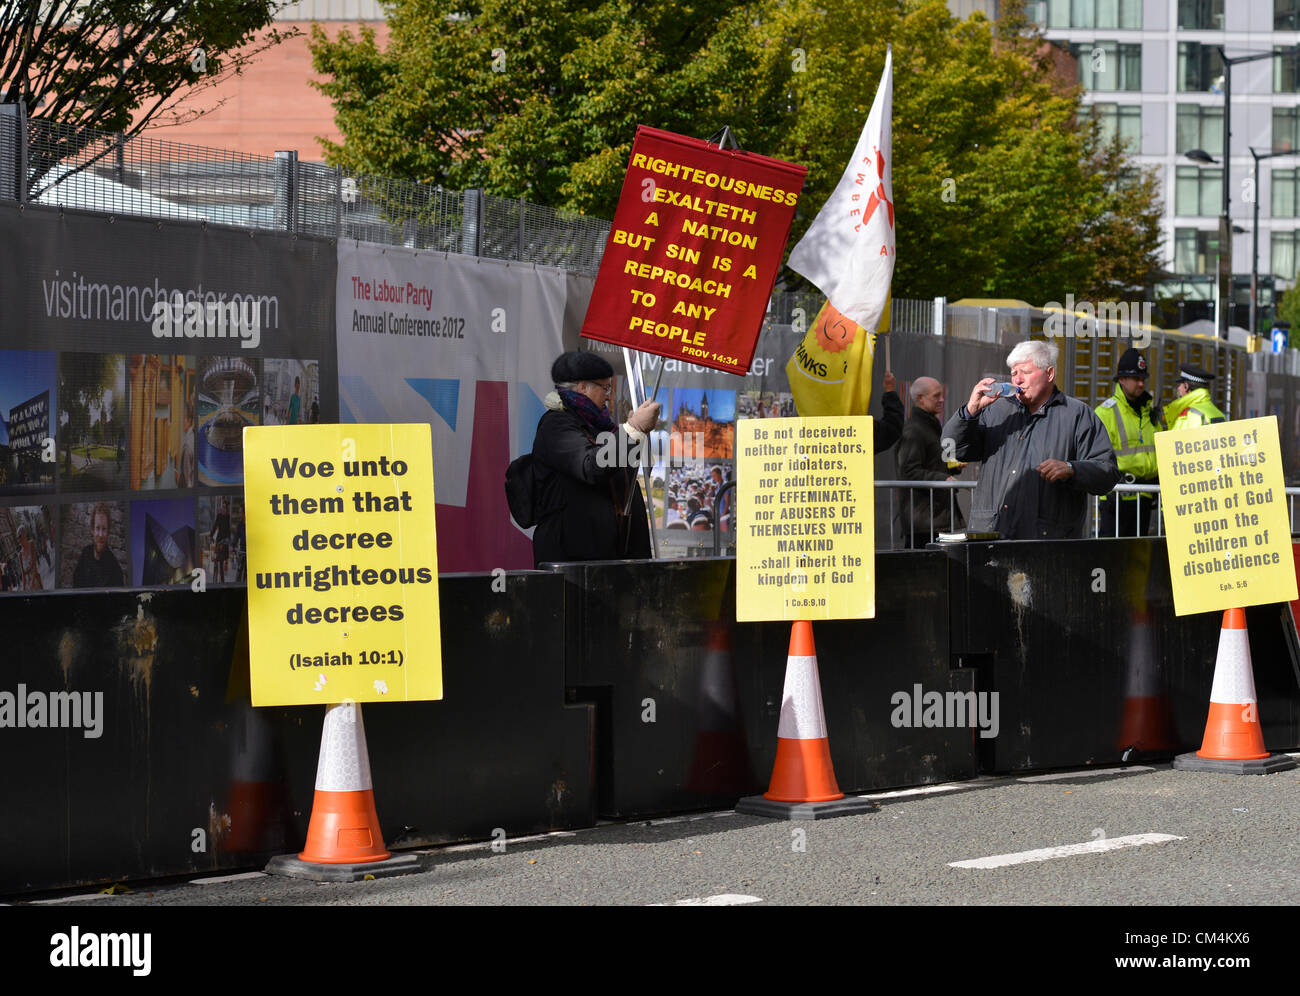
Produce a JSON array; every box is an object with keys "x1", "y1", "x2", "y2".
[
  {"x1": 686, "y1": 622, "x2": 754, "y2": 797},
  {"x1": 225, "y1": 701, "x2": 293, "y2": 854},
  {"x1": 1114, "y1": 608, "x2": 1179, "y2": 756},
  {"x1": 736, "y1": 621, "x2": 877, "y2": 820},
  {"x1": 1173, "y1": 608, "x2": 1296, "y2": 774},
  {"x1": 266, "y1": 702, "x2": 419, "y2": 880}
]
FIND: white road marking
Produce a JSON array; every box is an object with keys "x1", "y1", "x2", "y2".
[
  {"x1": 190, "y1": 872, "x2": 268, "y2": 885},
  {"x1": 650, "y1": 894, "x2": 763, "y2": 906},
  {"x1": 1018, "y1": 766, "x2": 1155, "y2": 782},
  {"x1": 644, "y1": 811, "x2": 737, "y2": 826},
  {"x1": 950, "y1": 833, "x2": 1184, "y2": 869},
  {"x1": 32, "y1": 892, "x2": 113, "y2": 904},
  {"x1": 859, "y1": 784, "x2": 968, "y2": 800}
]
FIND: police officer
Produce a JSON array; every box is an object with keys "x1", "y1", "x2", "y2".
[
  {"x1": 1165, "y1": 364, "x2": 1227, "y2": 429},
  {"x1": 1095, "y1": 347, "x2": 1162, "y2": 536}
]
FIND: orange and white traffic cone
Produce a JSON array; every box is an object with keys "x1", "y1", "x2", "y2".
[
  {"x1": 266, "y1": 702, "x2": 419, "y2": 880},
  {"x1": 226, "y1": 701, "x2": 292, "y2": 854},
  {"x1": 736, "y1": 621, "x2": 877, "y2": 819},
  {"x1": 1114, "y1": 607, "x2": 1179, "y2": 756},
  {"x1": 1173, "y1": 608, "x2": 1296, "y2": 774},
  {"x1": 686, "y1": 622, "x2": 754, "y2": 797}
]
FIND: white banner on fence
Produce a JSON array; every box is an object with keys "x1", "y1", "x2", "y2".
[{"x1": 335, "y1": 244, "x2": 565, "y2": 570}]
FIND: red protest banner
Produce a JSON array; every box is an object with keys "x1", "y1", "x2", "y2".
[{"x1": 580, "y1": 126, "x2": 806, "y2": 375}]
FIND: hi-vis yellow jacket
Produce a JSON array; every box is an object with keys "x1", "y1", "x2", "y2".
[
  {"x1": 1095, "y1": 385, "x2": 1161, "y2": 490},
  {"x1": 1162, "y1": 387, "x2": 1227, "y2": 429}
]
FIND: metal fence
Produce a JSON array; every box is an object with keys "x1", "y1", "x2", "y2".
[
  {"x1": 874, "y1": 481, "x2": 1300, "y2": 549},
  {"x1": 3, "y1": 115, "x2": 614, "y2": 274}
]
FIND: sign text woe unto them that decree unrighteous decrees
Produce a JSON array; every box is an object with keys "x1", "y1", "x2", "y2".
[
  {"x1": 581, "y1": 125, "x2": 806, "y2": 375},
  {"x1": 736, "y1": 416, "x2": 874, "y2": 621},
  {"x1": 243, "y1": 423, "x2": 442, "y2": 706},
  {"x1": 1155, "y1": 416, "x2": 1297, "y2": 615}
]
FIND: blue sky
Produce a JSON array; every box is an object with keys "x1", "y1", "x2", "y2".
[
  {"x1": 672, "y1": 387, "x2": 735, "y2": 423},
  {"x1": 0, "y1": 350, "x2": 56, "y2": 414}
]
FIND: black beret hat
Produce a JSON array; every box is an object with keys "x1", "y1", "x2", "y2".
[{"x1": 551, "y1": 351, "x2": 614, "y2": 384}]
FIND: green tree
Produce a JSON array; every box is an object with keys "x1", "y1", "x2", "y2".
[
  {"x1": 311, "y1": 0, "x2": 1163, "y2": 303},
  {"x1": 1273, "y1": 278, "x2": 1300, "y2": 345},
  {"x1": 310, "y1": 0, "x2": 780, "y2": 211},
  {"x1": 1, "y1": 1, "x2": 297, "y2": 193},
  {"x1": 761, "y1": 0, "x2": 1163, "y2": 302}
]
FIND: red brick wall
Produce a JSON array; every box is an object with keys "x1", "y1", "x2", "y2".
[{"x1": 138, "y1": 21, "x2": 391, "y2": 159}]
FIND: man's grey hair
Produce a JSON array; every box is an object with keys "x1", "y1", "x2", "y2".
[
  {"x1": 1007, "y1": 340, "x2": 1058, "y2": 372},
  {"x1": 909, "y1": 376, "x2": 940, "y2": 403}
]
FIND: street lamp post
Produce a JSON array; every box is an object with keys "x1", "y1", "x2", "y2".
[
  {"x1": 1249, "y1": 146, "x2": 1294, "y2": 338},
  {"x1": 1185, "y1": 148, "x2": 1245, "y2": 331},
  {"x1": 1190, "y1": 47, "x2": 1300, "y2": 339}
]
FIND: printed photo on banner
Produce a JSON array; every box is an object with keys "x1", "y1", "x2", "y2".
[
  {"x1": 738, "y1": 390, "x2": 794, "y2": 420},
  {"x1": 59, "y1": 500, "x2": 128, "y2": 589},
  {"x1": 59, "y1": 353, "x2": 128, "y2": 493},
  {"x1": 128, "y1": 354, "x2": 195, "y2": 490},
  {"x1": 0, "y1": 349, "x2": 56, "y2": 495},
  {"x1": 670, "y1": 387, "x2": 735, "y2": 459},
  {"x1": 0, "y1": 505, "x2": 55, "y2": 592},
  {"x1": 661, "y1": 462, "x2": 734, "y2": 532},
  {"x1": 131, "y1": 498, "x2": 196, "y2": 586},
  {"x1": 263, "y1": 358, "x2": 321, "y2": 426},
  {"x1": 197, "y1": 493, "x2": 246, "y2": 585},
  {"x1": 197, "y1": 356, "x2": 261, "y2": 486}
]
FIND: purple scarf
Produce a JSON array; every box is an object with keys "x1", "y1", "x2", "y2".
[{"x1": 559, "y1": 388, "x2": 616, "y2": 434}]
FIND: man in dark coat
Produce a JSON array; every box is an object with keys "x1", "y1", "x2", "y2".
[
  {"x1": 896, "y1": 376, "x2": 963, "y2": 546},
  {"x1": 531, "y1": 352, "x2": 661, "y2": 566},
  {"x1": 943, "y1": 340, "x2": 1119, "y2": 539}
]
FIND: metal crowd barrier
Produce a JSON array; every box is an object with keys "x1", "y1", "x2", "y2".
[{"x1": 874, "y1": 481, "x2": 1300, "y2": 547}]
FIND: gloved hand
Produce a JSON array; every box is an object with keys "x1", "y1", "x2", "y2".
[{"x1": 626, "y1": 400, "x2": 662, "y2": 434}]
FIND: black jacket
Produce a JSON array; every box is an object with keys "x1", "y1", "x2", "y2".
[
  {"x1": 875, "y1": 391, "x2": 904, "y2": 453},
  {"x1": 896, "y1": 407, "x2": 962, "y2": 533},
  {"x1": 531, "y1": 403, "x2": 651, "y2": 566}
]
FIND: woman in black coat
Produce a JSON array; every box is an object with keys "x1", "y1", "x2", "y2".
[{"x1": 532, "y1": 351, "x2": 661, "y2": 566}]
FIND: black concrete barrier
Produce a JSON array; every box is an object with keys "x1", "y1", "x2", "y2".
[
  {"x1": 944, "y1": 538, "x2": 1300, "y2": 772},
  {"x1": 559, "y1": 553, "x2": 975, "y2": 818},
  {"x1": 5, "y1": 541, "x2": 1299, "y2": 894},
  {"x1": 0, "y1": 573, "x2": 594, "y2": 895}
]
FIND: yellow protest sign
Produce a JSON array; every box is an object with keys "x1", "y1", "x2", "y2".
[
  {"x1": 1155, "y1": 416, "x2": 1296, "y2": 615},
  {"x1": 736, "y1": 416, "x2": 874, "y2": 621},
  {"x1": 243, "y1": 423, "x2": 442, "y2": 706}
]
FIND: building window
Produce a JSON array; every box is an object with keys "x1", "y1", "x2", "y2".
[
  {"x1": 1274, "y1": 107, "x2": 1300, "y2": 153},
  {"x1": 1072, "y1": 41, "x2": 1142, "y2": 91},
  {"x1": 1047, "y1": 0, "x2": 1141, "y2": 27},
  {"x1": 1179, "y1": 42, "x2": 1224, "y2": 93},
  {"x1": 1175, "y1": 228, "x2": 1217, "y2": 275},
  {"x1": 1178, "y1": 0, "x2": 1224, "y2": 29},
  {"x1": 1110, "y1": 167, "x2": 1141, "y2": 193},
  {"x1": 1276, "y1": 0, "x2": 1300, "y2": 30},
  {"x1": 1176, "y1": 104, "x2": 1223, "y2": 154},
  {"x1": 1092, "y1": 103, "x2": 1142, "y2": 147},
  {"x1": 1272, "y1": 230, "x2": 1299, "y2": 279},
  {"x1": 1175, "y1": 166, "x2": 1222, "y2": 216},
  {"x1": 1274, "y1": 168, "x2": 1300, "y2": 218},
  {"x1": 1276, "y1": 47, "x2": 1300, "y2": 94}
]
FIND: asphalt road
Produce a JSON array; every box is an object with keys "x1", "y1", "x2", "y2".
[{"x1": 20, "y1": 758, "x2": 1299, "y2": 908}]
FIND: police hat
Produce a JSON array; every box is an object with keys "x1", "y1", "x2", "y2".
[
  {"x1": 1115, "y1": 347, "x2": 1149, "y2": 379},
  {"x1": 1178, "y1": 364, "x2": 1215, "y2": 386}
]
